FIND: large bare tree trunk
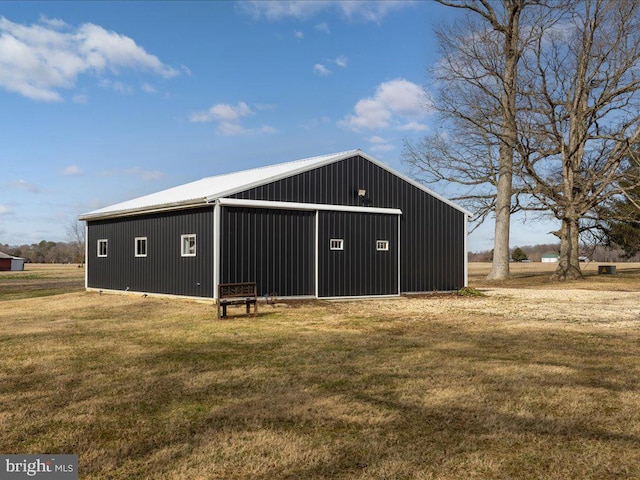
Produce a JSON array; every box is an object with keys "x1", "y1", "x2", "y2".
[
  {"x1": 487, "y1": 1, "x2": 522, "y2": 280},
  {"x1": 487, "y1": 160, "x2": 513, "y2": 279},
  {"x1": 552, "y1": 216, "x2": 582, "y2": 280}
]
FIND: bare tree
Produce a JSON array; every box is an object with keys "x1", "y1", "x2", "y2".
[
  {"x1": 516, "y1": 0, "x2": 640, "y2": 279},
  {"x1": 66, "y1": 218, "x2": 86, "y2": 264},
  {"x1": 404, "y1": 0, "x2": 553, "y2": 280}
]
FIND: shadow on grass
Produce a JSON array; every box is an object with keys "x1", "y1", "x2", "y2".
[{"x1": 3, "y1": 313, "x2": 639, "y2": 479}]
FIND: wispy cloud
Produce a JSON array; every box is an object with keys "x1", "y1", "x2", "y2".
[
  {"x1": 61, "y1": 165, "x2": 82, "y2": 176},
  {"x1": 340, "y1": 78, "x2": 431, "y2": 132},
  {"x1": 99, "y1": 167, "x2": 164, "y2": 181},
  {"x1": 397, "y1": 121, "x2": 428, "y2": 132},
  {"x1": 238, "y1": 1, "x2": 413, "y2": 24},
  {"x1": 315, "y1": 22, "x2": 330, "y2": 34},
  {"x1": 0, "y1": 16, "x2": 180, "y2": 102},
  {"x1": 368, "y1": 135, "x2": 395, "y2": 153},
  {"x1": 141, "y1": 83, "x2": 158, "y2": 94},
  {"x1": 190, "y1": 101, "x2": 253, "y2": 123},
  {"x1": 124, "y1": 167, "x2": 163, "y2": 181},
  {"x1": 370, "y1": 144, "x2": 395, "y2": 153},
  {"x1": 294, "y1": 30, "x2": 304, "y2": 39},
  {"x1": 0, "y1": 204, "x2": 12, "y2": 215},
  {"x1": 189, "y1": 101, "x2": 277, "y2": 136},
  {"x1": 98, "y1": 79, "x2": 134, "y2": 95},
  {"x1": 10, "y1": 179, "x2": 40, "y2": 193},
  {"x1": 313, "y1": 64, "x2": 331, "y2": 76},
  {"x1": 334, "y1": 55, "x2": 348, "y2": 68}
]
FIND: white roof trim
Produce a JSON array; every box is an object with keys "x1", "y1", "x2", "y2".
[
  {"x1": 80, "y1": 148, "x2": 470, "y2": 220},
  {"x1": 218, "y1": 198, "x2": 402, "y2": 215}
]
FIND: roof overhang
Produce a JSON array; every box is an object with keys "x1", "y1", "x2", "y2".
[{"x1": 79, "y1": 199, "x2": 209, "y2": 221}]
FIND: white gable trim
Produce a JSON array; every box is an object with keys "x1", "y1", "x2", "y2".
[
  {"x1": 207, "y1": 149, "x2": 471, "y2": 216},
  {"x1": 79, "y1": 149, "x2": 470, "y2": 221}
]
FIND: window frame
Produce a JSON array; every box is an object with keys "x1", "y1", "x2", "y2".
[
  {"x1": 135, "y1": 237, "x2": 147, "y2": 258},
  {"x1": 376, "y1": 240, "x2": 389, "y2": 251},
  {"x1": 97, "y1": 239, "x2": 108, "y2": 258},
  {"x1": 181, "y1": 234, "x2": 197, "y2": 257},
  {"x1": 329, "y1": 238, "x2": 344, "y2": 251}
]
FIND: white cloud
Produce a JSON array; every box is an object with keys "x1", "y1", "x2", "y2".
[
  {"x1": 62, "y1": 165, "x2": 82, "y2": 176},
  {"x1": 238, "y1": 1, "x2": 413, "y2": 23},
  {"x1": 38, "y1": 15, "x2": 68, "y2": 30},
  {"x1": 294, "y1": 30, "x2": 304, "y2": 39},
  {"x1": 334, "y1": 55, "x2": 348, "y2": 68},
  {"x1": 0, "y1": 204, "x2": 11, "y2": 215},
  {"x1": 189, "y1": 101, "x2": 276, "y2": 136},
  {"x1": 99, "y1": 79, "x2": 133, "y2": 94},
  {"x1": 141, "y1": 83, "x2": 157, "y2": 94},
  {"x1": 313, "y1": 63, "x2": 331, "y2": 76},
  {"x1": 218, "y1": 123, "x2": 277, "y2": 136},
  {"x1": 368, "y1": 135, "x2": 394, "y2": 153},
  {"x1": 315, "y1": 22, "x2": 330, "y2": 34},
  {"x1": 0, "y1": 16, "x2": 179, "y2": 102},
  {"x1": 340, "y1": 78, "x2": 431, "y2": 132},
  {"x1": 190, "y1": 101, "x2": 253, "y2": 123},
  {"x1": 370, "y1": 143, "x2": 395, "y2": 153},
  {"x1": 398, "y1": 121, "x2": 428, "y2": 132}
]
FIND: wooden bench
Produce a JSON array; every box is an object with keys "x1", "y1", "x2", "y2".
[{"x1": 217, "y1": 282, "x2": 258, "y2": 319}]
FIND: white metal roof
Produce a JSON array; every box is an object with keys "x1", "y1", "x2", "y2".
[{"x1": 80, "y1": 149, "x2": 470, "y2": 220}]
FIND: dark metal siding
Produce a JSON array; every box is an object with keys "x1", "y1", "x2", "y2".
[
  {"x1": 230, "y1": 155, "x2": 466, "y2": 292},
  {"x1": 220, "y1": 207, "x2": 315, "y2": 297},
  {"x1": 87, "y1": 207, "x2": 213, "y2": 297},
  {"x1": 318, "y1": 211, "x2": 398, "y2": 297}
]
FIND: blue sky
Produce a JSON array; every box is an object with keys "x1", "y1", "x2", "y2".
[{"x1": 0, "y1": 1, "x2": 559, "y2": 252}]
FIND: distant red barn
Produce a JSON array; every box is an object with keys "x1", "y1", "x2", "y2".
[{"x1": 0, "y1": 252, "x2": 24, "y2": 271}]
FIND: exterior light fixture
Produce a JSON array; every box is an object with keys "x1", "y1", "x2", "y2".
[{"x1": 358, "y1": 188, "x2": 367, "y2": 197}]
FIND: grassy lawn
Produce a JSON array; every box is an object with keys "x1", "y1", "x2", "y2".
[{"x1": 1, "y1": 264, "x2": 639, "y2": 479}]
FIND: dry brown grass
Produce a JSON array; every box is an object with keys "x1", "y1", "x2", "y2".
[{"x1": 1, "y1": 264, "x2": 639, "y2": 479}]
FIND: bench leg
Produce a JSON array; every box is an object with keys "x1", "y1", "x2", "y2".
[
  {"x1": 221, "y1": 304, "x2": 227, "y2": 318},
  {"x1": 246, "y1": 301, "x2": 250, "y2": 316}
]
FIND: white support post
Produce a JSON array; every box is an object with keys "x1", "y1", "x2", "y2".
[
  {"x1": 213, "y1": 201, "x2": 221, "y2": 300},
  {"x1": 315, "y1": 210, "x2": 319, "y2": 298},
  {"x1": 397, "y1": 215, "x2": 401, "y2": 295},
  {"x1": 84, "y1": 223, "x2": 88, "y2": 290},
  {"x1": 464, "y1": 214, "x2": 469, "y2": 287}
]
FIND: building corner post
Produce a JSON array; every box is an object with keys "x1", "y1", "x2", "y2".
[
  {"x1": 84, "y1": 222, "x2": 89, "y2": 290},
  {"x1": 464, "y1": 214, "x2": 469, "y2": 288},
  {"x1": 213, "y1": 201, "x2": 221, "y2": 300}
]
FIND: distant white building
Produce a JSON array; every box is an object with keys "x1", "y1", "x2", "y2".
[{"x1": 541, "y1": 253, "x2": 559, "y2": 263}]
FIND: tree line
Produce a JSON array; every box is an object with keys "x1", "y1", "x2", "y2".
[
  {"x1": 1, "y1": 220, "x2": 86, "y2": 264},
  {"x1": 469, "y1": 243, "x2": 640, "y2": 263},
  {"x1": 405, "y1": 0, "x2": 640, "y2": 281},
  {"x1": 1, "y1": 240, "x2": 85, "y2": 264}
]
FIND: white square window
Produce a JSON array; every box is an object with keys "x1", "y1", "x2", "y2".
[
  {"x1": 376, "y1": 240, "x2": 389, "y2": 251},
  {"x1": 135, "y1": 237, "x2": 147, "y2": 257},
  {"x1": 330, "y1": 238, "x2": 344, "y2": 251},
  {"x1": 181, "y1": 234, "x2": 197, "y2": 257},
  {"x1": 97, "y1": 239, "x2": 108, "y2": 257}
]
